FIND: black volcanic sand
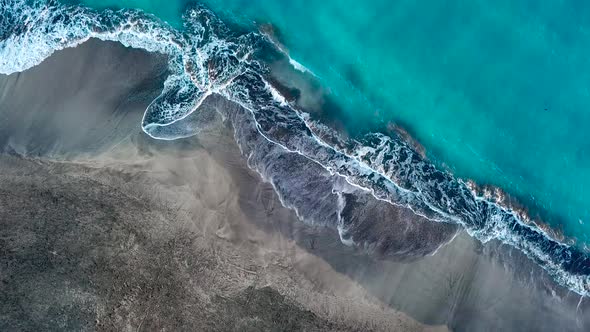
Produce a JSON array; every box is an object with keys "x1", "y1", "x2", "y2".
[{"x1": 0, "y1": 39, "x2": 588, "y2": 332}]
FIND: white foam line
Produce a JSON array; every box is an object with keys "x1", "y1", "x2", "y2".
[
  {"x1": 262, "y1": 78, "x2": 288, "y2": 106},
  {"x1": 260, "y1": 31, "x2": 318, "y2": 77},
  {"x1": 141, "y1": 71, "x2": 245, "y2": 140}
]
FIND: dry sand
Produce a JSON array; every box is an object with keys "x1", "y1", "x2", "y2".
[{"x1": 0, "y1": 39, "x2": 588, "y2": 331}]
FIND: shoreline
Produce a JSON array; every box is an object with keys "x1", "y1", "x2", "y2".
[
  {"x1": 0, "y1": 39, "x2": 443, "y2": 331},
  {"x1": 255, "y1": 16, "x2": 590, "y2": 258},
  {"x1": 2, "y1": 0, "x2": 587, "y2": 273},
  {"x1": 1, "y1": 24, "x2": 590, "y2": 332},
  {"x1": 265, "y1": 57, "x2": 590, "y2": 295}
]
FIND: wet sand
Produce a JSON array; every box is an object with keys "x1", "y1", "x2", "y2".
[{"x1": 0, "y1": 39, "x2": 588, "y2": 331}]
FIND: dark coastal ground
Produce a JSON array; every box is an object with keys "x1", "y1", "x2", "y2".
[{"x1": 0, "y1": 39, "x2": 589, "y2": 331}]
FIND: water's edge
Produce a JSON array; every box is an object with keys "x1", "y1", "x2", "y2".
[{"x1": 1, "y1": 0, "x2": 588, "y2": 296}]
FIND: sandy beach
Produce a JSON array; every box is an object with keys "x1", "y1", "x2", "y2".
[{"x1": 0, "y1": 39, "x2": 588, "y2": 331}]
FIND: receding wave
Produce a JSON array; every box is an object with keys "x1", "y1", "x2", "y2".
[{"x1": 1, "y1": 0, "x2": 589, "y2": 296}]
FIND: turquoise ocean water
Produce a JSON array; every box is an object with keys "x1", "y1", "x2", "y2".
[{"x1": 73, "y1": 0, "x2": 590, "y2": 248}]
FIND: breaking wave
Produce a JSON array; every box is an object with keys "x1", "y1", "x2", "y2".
[{"x1": 1, "y1": 0, "x2": 589, "y2": 296}]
